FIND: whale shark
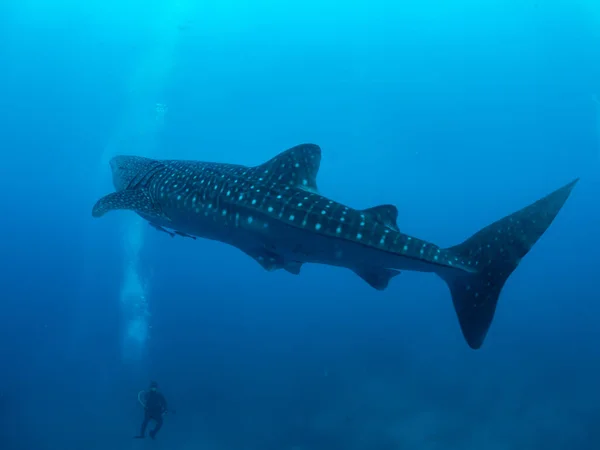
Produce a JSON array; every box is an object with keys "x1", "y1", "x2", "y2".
[{"x1": 92, "y1": 144, "x2": 578, "y2": 349}]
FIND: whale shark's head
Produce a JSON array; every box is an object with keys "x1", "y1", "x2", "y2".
[{"x1": 109, "y1": 155, "x2": 156, "y2": 191}]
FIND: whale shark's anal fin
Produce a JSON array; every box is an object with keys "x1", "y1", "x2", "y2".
[
  {"x1": 352, "y1": 267, "x2": 401, "y2": 290},
  {"x1": 282, "y1": 261, "x2": 303, "y2": 275},
  {"x1": 440, "y1": 178, "x2": 579, "y2": 349},
  {"x1": 92, "y1": 190, "x2": 165, "y2": 219}
]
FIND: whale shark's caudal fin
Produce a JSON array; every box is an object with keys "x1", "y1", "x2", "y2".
[{"x1": 439, "y1": 178, "x2": 579, "y2": 349}]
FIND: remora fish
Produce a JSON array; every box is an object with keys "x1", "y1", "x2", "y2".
[{"x1": 92, "y1": 144, "x2": 578, "y2": 349}]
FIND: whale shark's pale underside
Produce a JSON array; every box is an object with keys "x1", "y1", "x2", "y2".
[{"x1": 92, "y1": 144, "x2": 578, "y2": 349}]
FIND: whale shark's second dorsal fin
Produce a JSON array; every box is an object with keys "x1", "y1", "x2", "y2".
[
  {"x1": 257, "y1": 144, "x2": 321, "y2": 191},
  {"x1": 362, "y1": 204, "x2": 400, "y2": 232},
  {"x1": 92, "y1": 190, "x2": 166, "y2": 219}
]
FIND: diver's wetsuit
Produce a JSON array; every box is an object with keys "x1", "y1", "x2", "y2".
[{"x1": 139, "y1": 390, "x2": 168, "y2": 439}]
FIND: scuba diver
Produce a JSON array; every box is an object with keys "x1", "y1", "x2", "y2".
[{"x1": 134, "y1": 381, "x2": 168, "y2": 439}]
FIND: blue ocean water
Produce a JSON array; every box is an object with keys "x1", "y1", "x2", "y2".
[{"x1": 0, "y1": 0, "x2": 599, "y2": 448}]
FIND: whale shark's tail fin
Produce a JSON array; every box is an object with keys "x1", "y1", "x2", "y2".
[{"x1": 440, "y1": 178, "x2": 579, "y2": 349}]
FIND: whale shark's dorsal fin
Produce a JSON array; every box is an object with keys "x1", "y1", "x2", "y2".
[
  {"x1": 257, "y1": 144, "x2": 321, "y2": 191},
  {"x1": 362, "y1": 204, "x2": 400, "y2": 232},
  {"x1": 92, "y1": 190, "x2": 166, "y2": 219}
]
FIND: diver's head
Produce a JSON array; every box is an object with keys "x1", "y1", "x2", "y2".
[{"x1": 149, "y1": 381, "x2": 158, "y2": 392}]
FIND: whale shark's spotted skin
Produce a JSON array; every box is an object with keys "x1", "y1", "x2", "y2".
[{"x1": 93, "y1": 144, "x2": 578, "y2": 349}]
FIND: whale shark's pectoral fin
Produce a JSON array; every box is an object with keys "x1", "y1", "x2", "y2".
[
  {"x1": 241, "y1": 247, "x2": 303, "y2": 275},
  {"x1": 352, "y1": 267, "x2": 401, "y2": 290},
  {"x1": 92, "y1": 190, "x2": 166, "y2": 219},
  {"x1": 242, "y1": 248, "x2": 282, "y2": 272}
]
